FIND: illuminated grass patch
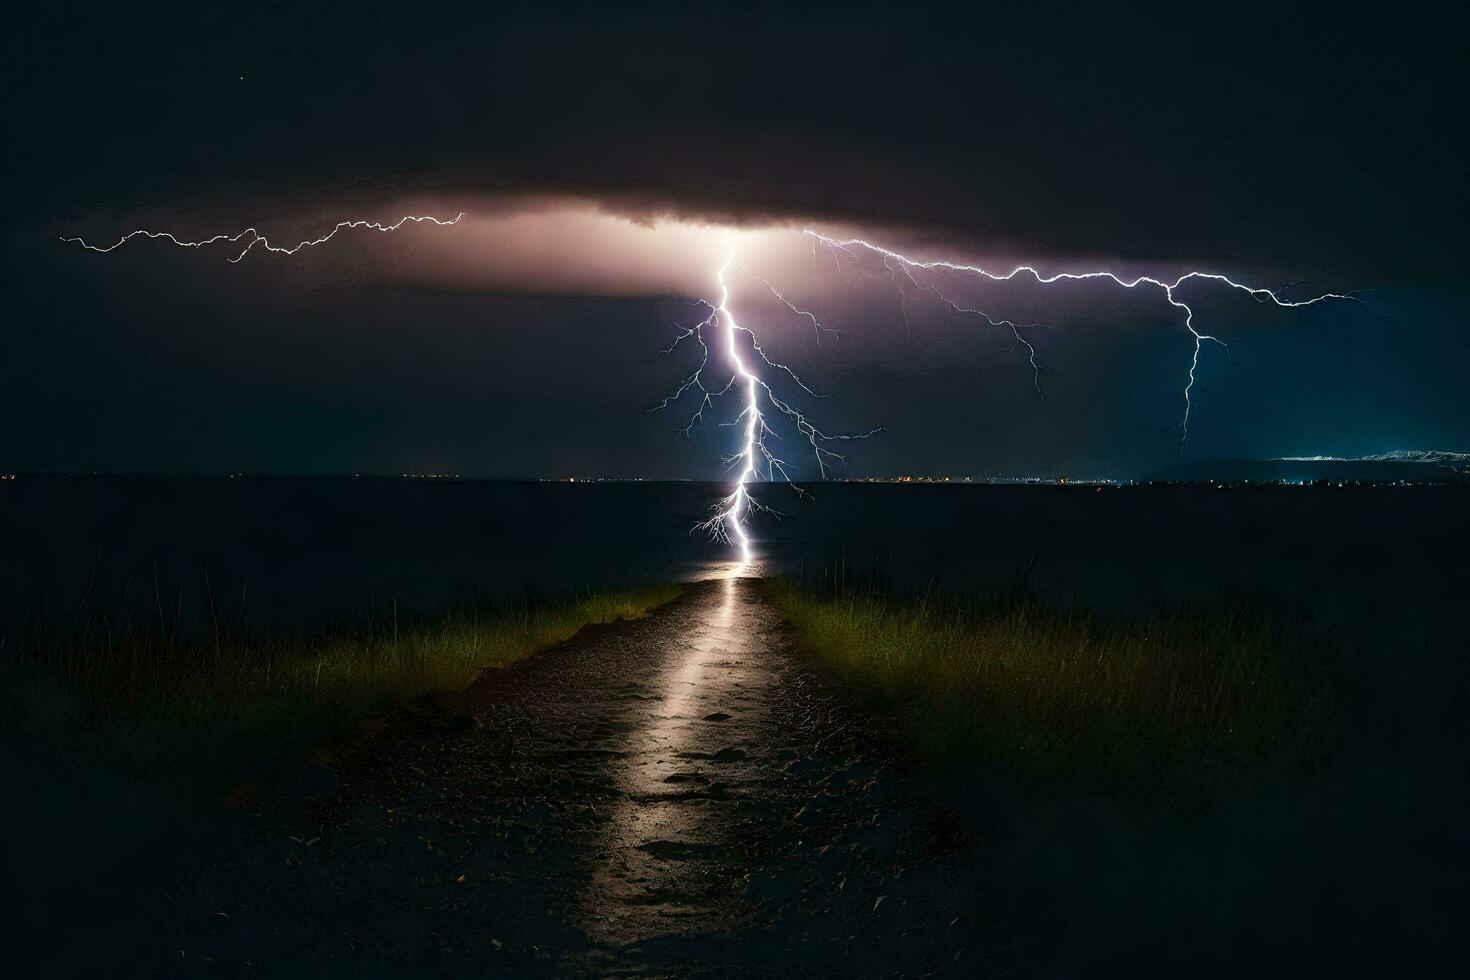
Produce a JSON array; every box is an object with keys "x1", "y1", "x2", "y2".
[
  {"x1": 3, "y1": 584, "x2": 682, "y2": 747},
  {"x1": 770, "y1": 580, "x2": 1294, "y2": 779}
]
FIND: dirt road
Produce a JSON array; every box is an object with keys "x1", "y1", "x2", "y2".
[{"x1": 148, "y1": 577, "x2": 1029, "y2": 977}]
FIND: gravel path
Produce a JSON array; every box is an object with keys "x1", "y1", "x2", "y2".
[{"x1": 148, "y1": 577, "x2": 1031, "y2": 977}]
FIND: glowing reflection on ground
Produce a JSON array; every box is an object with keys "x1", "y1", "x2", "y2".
[{"x1": 578, "y1": 574, "x2": 773, "y2": 942}]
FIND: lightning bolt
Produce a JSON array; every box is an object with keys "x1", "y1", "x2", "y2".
[
  {"x1": 805, "y1": 230, "x2": 1356, "y2": 449},
  {"x1": 652, "y1": 255, "x2": 880, "y2": 564},
  {"x1": 60, "y1": 213, "x2": 465, "y2": 263}
]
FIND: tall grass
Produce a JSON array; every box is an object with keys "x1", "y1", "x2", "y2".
[
  {"x1": 2, "y1": 585, "x2": 683, "y2": 749},
  {"x1": 770, "y1": 579, "x2": 1297, "y2": 781}
]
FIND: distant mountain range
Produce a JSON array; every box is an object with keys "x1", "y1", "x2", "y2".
[{"x1": 1146, "y1": 450, "x2": 1470, "y2": 484}]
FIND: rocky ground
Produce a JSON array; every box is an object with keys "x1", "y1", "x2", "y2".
[{"x1": 119, "y1": 577, "x2": 1044, "y2": 977}]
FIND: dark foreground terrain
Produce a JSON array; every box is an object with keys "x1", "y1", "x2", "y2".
[
  {"x1": 7, "y1": 566, "x2": 1468, "y2": 976},
  {"x1": 38, "y1": 578, "x2": 1013, "y2": 977}
]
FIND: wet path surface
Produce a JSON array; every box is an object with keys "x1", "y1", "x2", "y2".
[
  {"x1": 153, "y1": 579, "x2": 1025, "y2": 977},
  {"x1": 579, "y1": 573, "x2": 783, "y2": 944}
]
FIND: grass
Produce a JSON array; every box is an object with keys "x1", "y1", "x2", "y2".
[
  {"x1": 771, "y1": 577, "x2": 1469, "y2": 972},
  {"x1": 769, "y1": 578, "x2": 1307, "y2": 782},
  {"x1": 1, "y1": 584, "x2": 683, "y2": 788}
]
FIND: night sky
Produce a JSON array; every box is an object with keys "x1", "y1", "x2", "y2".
[{"x1": 5, "y1": 1, "x2": 1466, "y2": 479}]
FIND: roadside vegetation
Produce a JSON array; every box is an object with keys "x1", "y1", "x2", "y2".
[
  {"x1": 1, "y1": 584, "x2": 682, "y2": 788},
  {"x1": 770, "y1": 573, "x2": 1469, "y2": 971},
  {"x1": 769, "y1": 578, "x2": 1330, "y2": 784}
]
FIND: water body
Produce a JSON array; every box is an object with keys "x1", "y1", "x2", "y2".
[{"x1": 3, "y1": 477, "x2": 1465, "y2": 638}]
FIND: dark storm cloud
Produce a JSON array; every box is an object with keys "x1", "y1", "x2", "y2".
[
  {"x1": 9, "y1": 1, "x2": 1465, "y2": 284},
  {"x1": 3, "y1": 1, "x2": 1467, "y2": 480}
]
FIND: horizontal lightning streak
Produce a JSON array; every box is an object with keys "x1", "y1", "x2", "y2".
[
  {"x1": 807, "y1": 230, "x2": 1355, "y2": 449},
  {"x1": 62, "y1": 213, "x2": 466, "y2": 263}
]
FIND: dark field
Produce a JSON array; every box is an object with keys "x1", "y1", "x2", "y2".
[{"x1": 2, "y1": 478, "x2": 1467, "y2": 975}]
